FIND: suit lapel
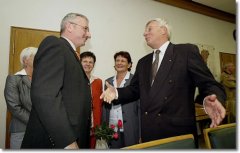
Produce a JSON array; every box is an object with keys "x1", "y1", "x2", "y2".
[
  {"x1": 149, "y1": 43, "x2": 175, "y2": 98},
  {"x1": 143, "y1": 54, "x2": 154, "y2": 92},
  {"x1": 109, "y1": 77, "x2": 114, "y2": 86},
  {"x1": 60, "y1": 37, "x2": 80, "y2": 62},
  {"x1": 60, "y1": 37, "x2": 89, "y2": 82}
]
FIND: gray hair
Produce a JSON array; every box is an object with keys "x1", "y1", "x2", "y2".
[
  {"x1": 146, "y1": 18, "x2": 171, "y2": 39},
  {"x1": 20, "y1": 47, "x2": 38, "y2": 67},
  {"x1": 60, "y1": 13, "x2": 88, "y2": 34},
  {"x1": 223, "y1": 62, "x2": 234, "y2": 70}
]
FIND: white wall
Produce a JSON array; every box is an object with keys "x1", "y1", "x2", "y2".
[{"x1": 0, "y1": 0, "x2": 236, "y2": 148}]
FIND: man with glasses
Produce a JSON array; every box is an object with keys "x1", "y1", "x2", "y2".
[{"x1": 21, "y1": 13, "x2": 92, "y2": 149}]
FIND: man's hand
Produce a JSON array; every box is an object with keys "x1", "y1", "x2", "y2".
[
  {"x1": 100, "y1": 81, "x2": 116, "y2": 103},
  {"x1": 64, "y1": 141, "x2": 79, "y2": 149},
  {"x1": 204, "y1": 94, "x2": 226, "y2": 128}
]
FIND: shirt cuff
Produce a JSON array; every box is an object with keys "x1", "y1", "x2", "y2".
[
  {"x1": 203, "y1": 97, "x2": 208, "y2": 114},
  {"x1": 115, "y1": 88, "x2": 118, "y2": 99}
]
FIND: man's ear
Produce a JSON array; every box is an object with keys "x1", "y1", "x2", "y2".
[
  {"x1": 66, "y1": 22, "x2": 73, "y2": 33},
  {"x1": 160, "y1": 26, "x2": 167, "y2": 35}
]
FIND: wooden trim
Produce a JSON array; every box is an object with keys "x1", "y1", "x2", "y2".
[
  {"x1": 154, "y1": 0, "x2": 235, "y2": 23},
  {"x1": 203, "y1": 123, "x2": 236, "y2": 149},
  {"x1": 122, "y1": 134, "x2": 194, "y2": 149},
  {"x1": 5, "y1": 111, "x2": 11, "y2": 149}
]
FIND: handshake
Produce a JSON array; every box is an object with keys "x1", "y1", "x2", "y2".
[{"x1": 100, "y1": 82, "x2": 117, "y2": 103}]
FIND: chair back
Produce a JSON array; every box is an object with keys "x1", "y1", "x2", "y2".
[
  {"x1": 122, "y1": 134, "x2": 196, "y2": 149},
  {"x1": 203, "y1": 123, "x2": 236, "y2": 149}
]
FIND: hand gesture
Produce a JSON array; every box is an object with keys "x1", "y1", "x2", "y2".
[
  {"x1": 64, "y1": 141, "x2": 79, "y2": 149},
  {"x1": 100, "y1": 81, "x2": 117, "y2": 103},
  {"x1": 204, "y1": 94, "x2": 226, "y2": 128}
]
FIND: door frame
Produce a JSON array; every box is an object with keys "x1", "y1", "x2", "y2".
[{"x1": 5, "y1": 26, "x2": 60, "y2": 148}]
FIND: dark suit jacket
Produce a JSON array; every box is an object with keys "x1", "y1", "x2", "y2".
[
  {"x1": 21, "y1": 36, "x2": 92, "y2": 148},
  {"x1": 117, "y1": 43, "x2": 226, "y2": 143},
  {"x1": 102, "y1": 74, "x2": 140, "y2": 147}
]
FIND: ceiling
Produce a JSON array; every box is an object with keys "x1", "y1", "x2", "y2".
[
  {"x1": 155, "y1": 0, "x2": 236, "y2": 23},
  {"x1": 192, "y1": 0, "x2": 236, "y2": 15}
]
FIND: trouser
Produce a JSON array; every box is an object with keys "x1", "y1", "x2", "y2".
[{"x1": 10, "y1": 132, "x2": 25, "y2": 149}]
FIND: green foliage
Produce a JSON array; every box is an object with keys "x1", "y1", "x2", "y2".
[{"x1": 94, "y1": 122, "x2": 114, "y2": 142}]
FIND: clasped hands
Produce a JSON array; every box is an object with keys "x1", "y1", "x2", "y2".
[
  {"x1": 64, "y1": 141, "x2": 79, "y2": 149},
  {"x1": 100, "y1": 82, "x2": 116, "y2": 103}
]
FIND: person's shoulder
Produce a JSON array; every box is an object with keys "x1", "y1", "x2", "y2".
[
  {"x1": 138, "y1": 52, "x2": 152, "y2": 63},
  {"x1": 6, "y1": 74, "x2": 21, "y2": 85},
  {"x1": 94, "y1": 77, "x2": 103, "y2": 82},
  {"x1": 6, "y1": 75, "x2": 15, "y2": 81},
  {"x1": 40, "y1": 35, "x2": 60, "y2": 45},
  {"x1": 7, "y1": 74, "x2": 23, "y2": 79},
  {"x1": 174, "y1": 43, "x2": 197, "y2": 48},
  {"x1": 174, "y1": 43, "x2": 199, "y2": 54},
  {"x1": 44, "y1": 35, "x2": 59, "y2": 41},
  {"x1": 105, "y1": 76, "x2": 114, "y2": 82}
]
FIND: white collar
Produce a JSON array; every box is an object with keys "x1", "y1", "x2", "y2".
[
  {"x1": 15, "y1": 69, "x2": 27, "y2": 75},
  {"x1": 61, "y1": 36, "x2": 76, "y2": 51},
  {"x1": 154, "y1": 41, "x2": 170, "y2": 54},
  {"x1": 89, "y1": 75, "x2": 99, "y2": 84},
  {"x1": 112, "y1": 71, "x2": 131, "y2": 88}
]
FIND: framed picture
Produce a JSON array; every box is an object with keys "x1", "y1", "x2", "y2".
[{"x1": 195, "y1": 43, "x2": 219, "y2": 81}]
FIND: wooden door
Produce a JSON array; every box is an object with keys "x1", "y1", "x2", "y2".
[
  {"x1": 219, "y1": 52, "x2": 236, "y2": 73},
  {"x1": 5, "y1": 27, "x2": 60, "y2": 148}
]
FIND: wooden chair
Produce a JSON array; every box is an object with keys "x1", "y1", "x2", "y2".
[
  {"x1": 122, "y1": 134, "x2": 196, "y2": 149},
  {"x1": 203, "y1": 123, "x2": 236, "y2": 149}
]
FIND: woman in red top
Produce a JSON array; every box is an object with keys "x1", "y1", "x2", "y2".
[{"x1": 80, "y1": 51, "x2": 103, "y2": 148}]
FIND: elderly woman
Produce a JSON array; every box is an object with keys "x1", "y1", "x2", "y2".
[{"x1": 4, "y1": 47, "x2": 37, "y2": 149}]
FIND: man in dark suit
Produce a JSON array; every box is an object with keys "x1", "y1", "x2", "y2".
[
  {"x1": 21, "y1": 13, "x2": 92, "y2": 149},
  {"x1": 101, "y1": 18, "x2": 226, "y2": 146}
]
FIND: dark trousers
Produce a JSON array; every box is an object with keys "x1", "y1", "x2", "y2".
[{"x1": 109, "y1": 132, "x2": 124, "y2": 149}]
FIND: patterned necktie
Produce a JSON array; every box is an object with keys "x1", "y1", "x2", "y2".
[{"x1": 152, "y1": 50, "x2": 160, "y2": 82}]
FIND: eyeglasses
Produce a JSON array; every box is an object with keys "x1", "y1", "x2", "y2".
[
  {"x1": 144, "y1": 26, "x2": 161, "y2": 33},
  {"x1": 69, "y1": 22, "x2": 89, "y2": 32}
]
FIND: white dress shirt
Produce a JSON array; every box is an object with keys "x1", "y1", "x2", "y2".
[{"x1": 152, "y1": 41, "x2": 170, "y2": 70}]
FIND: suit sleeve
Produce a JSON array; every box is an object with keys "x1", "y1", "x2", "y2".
[
  {"x1": 187, "y1": 44, "x2": 226, "y2": 104},
  {"x1": 4, "y1": 75, "x2": 30, "y2": 124},
  {"x1": 31, "y1": 36, "x2": 76, "y2": 148},
  {"x1": 117, "y1": 64, "x2": 140, "y2": 103}
]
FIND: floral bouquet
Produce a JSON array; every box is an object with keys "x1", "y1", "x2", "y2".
[{"x1": 94, "y1": 120, "x2": 123, "y2": 149}]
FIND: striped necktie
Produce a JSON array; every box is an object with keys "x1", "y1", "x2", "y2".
[{"x1": 152, "y1": 50, "x2": 160, "y2": 82}]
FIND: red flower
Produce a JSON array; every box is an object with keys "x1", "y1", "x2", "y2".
[
  {"x1": 113, "y1": 132, "x2": 119, "y2": 139},
  {"x1": 110, "y1": 124, "x2": 115, "y2": 129},
  {"x1": 94, "y1": 122, "x2": 116, "y2": 142},
  {"x1": 118, "y1": 120, "x2": 123, "y2": 128}
]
